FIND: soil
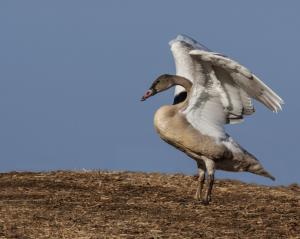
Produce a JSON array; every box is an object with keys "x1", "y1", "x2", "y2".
[{"x1": 0, "y1": 171, "x2": 299, "y2": 238}]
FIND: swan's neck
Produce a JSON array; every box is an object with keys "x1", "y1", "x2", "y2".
[
  {"x1": 172, "y1": 76, "x2": 192, "y2": 93},
  {"x1": 171, "y1": 76, "x2": 192, "y2": 109},
  {"x1": 154, "y1": 76, "x2": 192, "y2": 133}
]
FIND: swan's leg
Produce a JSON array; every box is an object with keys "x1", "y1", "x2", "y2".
[
  {"x1": 194, "y1": 162, "x2": 206, "y2": 200},
  {"x1": 202, "y1": 156, "x2": 215, "y2": 204}
]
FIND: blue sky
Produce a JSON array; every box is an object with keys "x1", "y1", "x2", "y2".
[{"x1": 0, "y1": 1, "x2": 299, "y2": 185}]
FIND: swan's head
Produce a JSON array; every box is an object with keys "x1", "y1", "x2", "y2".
[{"x1": 141, "y1": 74, "x2": 174, "y2": 101}]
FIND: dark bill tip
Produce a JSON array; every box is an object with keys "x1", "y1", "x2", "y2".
[{"x1": 141, "y1": 89, "x2": 153, "y2": 102}]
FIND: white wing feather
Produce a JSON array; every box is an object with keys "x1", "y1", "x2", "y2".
[
  {"x1": 189, "y1": 49, "x2": 284, "y2": 112},
  {"x1": 182, "y1": 78, "x2": 227, "y2": 139},
  {"x1": 170, "y1": 35, "x2": 257, "y2": 125},
  {"x1": 170, "y1": 35, "x2": 208, "y2": 96},
  {"x1": 169, "y1": 34, "x2": 283, "y2": 141}
]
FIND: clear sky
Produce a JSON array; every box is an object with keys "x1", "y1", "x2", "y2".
[{"x1": 0, "y1": 1, "x2": 299, "y2": 185}]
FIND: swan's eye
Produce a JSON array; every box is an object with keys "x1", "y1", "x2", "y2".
[{"x1": 153, "y1": 80, "x2": 160, "y2": 87}]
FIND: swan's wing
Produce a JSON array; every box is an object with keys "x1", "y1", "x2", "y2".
[
  {"x1": 170, "y1": 34, "x2": 283, "y2": 129},
  {"x1": 212, "y1": 65, "x2": 255, "y2": 123},
  {"x1": 170, "y1": 35, "x2": 257, "y2": 124},
  {"x1": 169, "y1": 36, "x2": 228, "y2": 137},
  {"x1": 182, "y1": 61, "x2": 254, "y2": 140},
  {"x1": 182, "y1": 61, "x2": 229, "y2": 139},
  {"x1": 189, "y1": 49, "x2": 284, "y2": 113},
  {"x1": 183, "y1": 53, "x2": 283, "y2": 139},
  {"x1": 169, "y1": 34, "x2": 210, "y2": 97}
]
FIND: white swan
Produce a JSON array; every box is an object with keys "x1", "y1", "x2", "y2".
[{"x1": 141, "y1": 35, "x2": 283, "y2": 204}]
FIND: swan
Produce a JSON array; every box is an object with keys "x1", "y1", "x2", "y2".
[{"x1": 141, "y1": 35, "x2": 283, "y2": 204}]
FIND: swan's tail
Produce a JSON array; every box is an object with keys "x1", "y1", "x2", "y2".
[
  {"x1": 244, "y1": 152, "x2": 275, "y2": 181},
  {"x1": 247, "y1": 163, "x2": 275, "y2": 181}
]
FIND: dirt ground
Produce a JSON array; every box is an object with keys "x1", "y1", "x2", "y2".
[{"x1": 0, "y1": 171, "x2": 299, "y2": 239}]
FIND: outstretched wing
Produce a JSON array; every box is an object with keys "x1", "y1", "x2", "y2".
[
  {"x1": 170, "y1": 35, "x2": 283, "y2": 130},
  {"x1": 182, "y1": 60, "x2": 231, "y2": 139},
  {"x1": 170, "y1": 34, "x2": 210, "y2": 98},
  {"x1": 189, "y1": 49, "x2": 284, "y2": 113}
]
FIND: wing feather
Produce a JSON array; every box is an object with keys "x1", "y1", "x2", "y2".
[
  {"x1": 169, "y1": 34, "x2": 283, "y2": 140},
  {"x1": 239, "y1": 89, "x2": 255, "y2": 115},
  {"x1": 190, "y1": 49, "x2": 284, "y2": 112}
]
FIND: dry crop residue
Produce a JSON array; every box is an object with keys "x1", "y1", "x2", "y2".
[{"x1": 0, "y1": 171, "x2": 299, "y2": 238}]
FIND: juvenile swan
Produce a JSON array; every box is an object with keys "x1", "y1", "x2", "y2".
[{"x1": 141, "y1": 35, "x2": 283, "y2": 204}]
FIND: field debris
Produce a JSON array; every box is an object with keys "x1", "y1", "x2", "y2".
[{"x1": 0, "y1": 171, "x2": 299, "y2": 238}]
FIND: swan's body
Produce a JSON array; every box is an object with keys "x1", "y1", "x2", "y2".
[
  {"x1": 154, "y1": 102, "x2": 272, "y2": 176},
  {"x1": 142, "y1": 35, "x2": 283, "y2": 204}
]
